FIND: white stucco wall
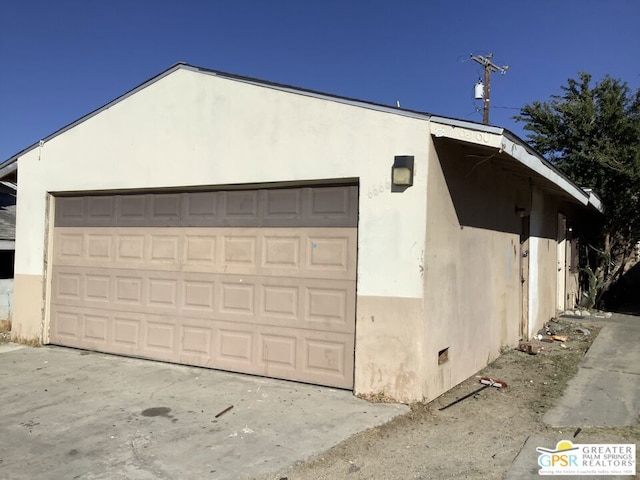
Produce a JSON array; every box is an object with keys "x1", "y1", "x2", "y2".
[
  {"x1": 15, "y1": 68, "x2": 428, "y2": 298},
  {"x1": 528, "y1": 188, "x2": 559, "y2": 337}
]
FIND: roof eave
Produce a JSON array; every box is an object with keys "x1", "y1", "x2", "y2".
[{"x1": 430, "y1": 117, "x2": 591, "y2": 207}]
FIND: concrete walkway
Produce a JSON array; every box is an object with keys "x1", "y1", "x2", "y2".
[
  {"x1": 0, "y1": 345, "x2": 407, "y2": 480},
  {"x1": 543, "y1": 313, "x2": 640, "y2": 427},
  {"x1": 507, "y1": 313, "x2": 640, "y2": 479}
]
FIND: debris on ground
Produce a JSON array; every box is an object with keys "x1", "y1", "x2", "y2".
[
  {"x1": 518, "y1": 342, "x2": 542, "y2": 355},
  {"x1": 215, "y1": 405, "x2": 234, "y2": 418},
  {"x1": 549, "y1": 335, "x2": 568, "y2": 342},
  {"x1": 438, "y1": 377, "x2": 507, "y2": 411},
  {"x1": 574, "y1": 327, "x2": 591, "y2": 336}
]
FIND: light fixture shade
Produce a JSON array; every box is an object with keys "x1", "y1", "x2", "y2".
[
  {"x1": 392, "y1": 167, "x2": 412, "y2": 185},
  {"x1": 392, "y1": 155, "x2": 414, "y2": 187}
]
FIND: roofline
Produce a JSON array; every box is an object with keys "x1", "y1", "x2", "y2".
[
  {"x1": 0, "y1": 62, "x2": 605, "y2": 215},
  {"x1": 500, "y1": 134, "x2": 589, "y2": 206},
  {"x1": 184, "y1": 64, "x2": 433, "y2": 121},
  {"x1": 429, "y1": 115, "x2": 504, "y2": 135},
  {"x1": 429, "y1": 117, "x2": 602, "y2": 209},
  {"x1": 0, "y1": 62, "x2": 188, "y2": 166},
  {"x1": 0, "y1": 62, "x2": 433, "y2": 168}
]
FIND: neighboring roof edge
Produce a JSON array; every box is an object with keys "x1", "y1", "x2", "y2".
[
  {"x1": 0, "y1": 158, "x2": 17, "y2": 179},
  {"x1": 0, "y1": 62, "x2": 434, "y2": 168}
]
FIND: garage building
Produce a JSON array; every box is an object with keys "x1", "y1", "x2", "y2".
[{"x1": 1, "y1": 64, "x2": 601, "y2": 402}]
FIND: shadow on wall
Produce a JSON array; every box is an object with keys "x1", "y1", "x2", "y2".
[
  {"x1": 435, "y1": 138, "x2": 552, "y2": 238},
  {"x1": 0, "y1": 250, "x2": 14, "y2": 279},
  {"x1": 602, "y1": 261, "x2": 640, "y2": 316}
]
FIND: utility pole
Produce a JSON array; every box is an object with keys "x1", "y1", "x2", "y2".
[{"x1": 470, "y1": 53, "x2": 509, "y2": 125}]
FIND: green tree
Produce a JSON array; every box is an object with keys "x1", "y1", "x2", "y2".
[{"x1": 515, "y1": 72, "x2": 640, "y2": 307}]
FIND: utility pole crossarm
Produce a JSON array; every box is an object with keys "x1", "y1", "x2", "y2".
[{"x1": 470, "y1": 53, "x2": 509, "y2": 124}]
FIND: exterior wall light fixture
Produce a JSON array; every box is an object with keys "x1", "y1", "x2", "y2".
[{"x1": 392, "y1": 155, "x2": 414, "y2": 188}]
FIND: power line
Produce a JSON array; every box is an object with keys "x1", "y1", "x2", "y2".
[{"x1": 470, "y1": 53, "x2": 509, "y2": 124}]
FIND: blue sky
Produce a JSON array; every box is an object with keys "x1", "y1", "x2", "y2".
[{"x1": 1, "y1": 0, "x2": 638, "y2": 161}]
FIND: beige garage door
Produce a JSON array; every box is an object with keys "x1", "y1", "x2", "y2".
[{"x1": 49, "y1": 186, "x2": 357, "y2": 388}]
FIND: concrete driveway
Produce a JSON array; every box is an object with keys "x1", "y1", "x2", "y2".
[{"x1": 0, "y1": 345, "x2": 407, "y2": 480}]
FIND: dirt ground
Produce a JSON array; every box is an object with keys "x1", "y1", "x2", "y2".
[{"x1": 253, "y1": 316, "x2": 639, "y2": 480}]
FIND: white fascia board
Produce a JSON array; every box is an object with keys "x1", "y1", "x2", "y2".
[
  {"x1": 430, "y1": 116, "x2": 504, "y2": 136},
  {"x1": 429, "y1": 120, "x2": 503, "y2": 149},
  {"x1": 500, "y1": 136, "x2": 589, "y2": 205},
  {"x1": 587, "y1": 192, "x2": 604, "y2": 213}
]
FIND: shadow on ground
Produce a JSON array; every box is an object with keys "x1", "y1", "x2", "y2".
[{"x1": 602, "y1": 262, "x2": 640, "y2": 316}]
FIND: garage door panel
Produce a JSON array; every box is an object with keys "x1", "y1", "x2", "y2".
[
  {"x1": 182, "y1": 280, "x2": 216, "y2": 312},
  {"x1": 308, "y1": 186, "x2": 356, "y2": 223},
  {"x1": 224, "y1": 190, "x2": 260, "y2": 219},
  {"x1": 264, "y1": 188, "x2": 302, "y2": 220},
  {"x1": 147, "y1": 277, "x2": 179, "y2": 308},
  {"x1": 222, "y1": 235, "x2": 258, "y2": 267},
  {"x1": 219, "y1": 281, "x2": 256, "y2": 317},
  {"x1": 217, "y1": 326, "x2": 254, "y2": 366},
  {"x1": 184, "y1": 235, "x2": 217, "y2": 266},
  {"x1": 112, "y1": 313, "x2": 144, "y2": 350},
  {"x1": 185, "y1": 191, "x2": 218, "y2": 221},
  {"x1": 57, "y1": 232, "x2": 84, "y2": 261},
  {"x1": 145, "y1": 317, "x2": 178, "y2": 354},
  {"x1": 114, "y1": 274, "x2": 145, "y2": 306},
  {"x1": 305, "y1": 286, "x2": 350, "y2": 325},
  {"x1": 85, "y1": 274, "x2": 111, "y2": 302},
  {"x1": 260, "y1": 284, "x2": 299, "y2": 320},
  {"x1": 55, "y1": 272, "x2": 82, "y2": 300},
  {"x1": 84, "y1": 312, "x2": 109, "y2": 340},
  {"x1": 259, "y1": 332, "x2": 297, "y2": 372},
  {"x1": 116, "y1": 194, "x2": 148, "y2": 226},
  {"x1": 302, "y1": 332, "x2": 354, "y2": 387},
  {"x1": 117, "y1": 234, "x2": 146, "y2": 263},
  {"x1": 262, "y1": 235, "x2": 300, "y2": 269},
  {"x1": 51, "y1": 186, "x2": 357, "y2": 389},
  {"x1": 52, "y1": 309, "x2": 82, "y2": 342}
]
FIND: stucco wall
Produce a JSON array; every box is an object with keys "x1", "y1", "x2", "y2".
[
  {"x1": 528, "y1": 188, "x2": 560, "y2": 336},
  {"x1": 424, "y1": 137, "x2": 529, "y2": 400},
  {"x1": 12, "y1": 67, "x2": 429, "y2": 401}
]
